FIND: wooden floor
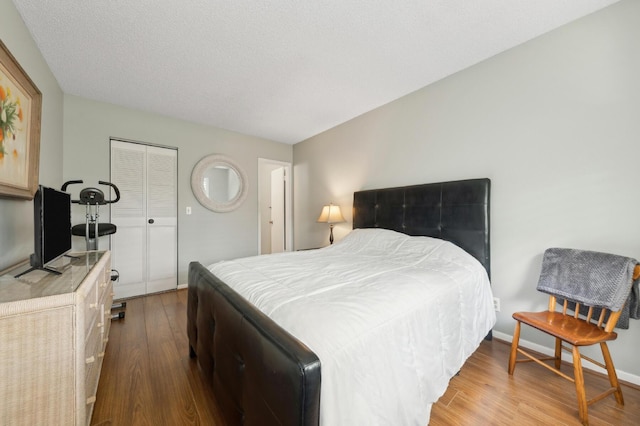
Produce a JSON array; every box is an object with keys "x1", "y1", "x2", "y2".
[
  {"x1": 92, "y1": 290, "x2": 640, "y2": 425},
  {"x1": 91, "y1": 289, "x2": 226, "y2": 426}
]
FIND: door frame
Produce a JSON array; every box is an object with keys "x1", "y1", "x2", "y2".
[{"x1": 258, "y1": 158, "x2": 292, "y2": 254}]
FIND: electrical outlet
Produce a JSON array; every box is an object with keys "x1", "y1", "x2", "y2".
[{"x1": 493, "y1": 297, "x2": 501, "y2": 312}]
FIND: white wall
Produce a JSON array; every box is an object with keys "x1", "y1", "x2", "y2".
[
  {"x1": 63, "y1": 95, "x2": 292, "y2": 284},
  {"x1": 293, "y1": 0, "x2": 640, "y2": 381},
  {"x1": 0, "y1": 0, "x2": 64, "y2": 271}
]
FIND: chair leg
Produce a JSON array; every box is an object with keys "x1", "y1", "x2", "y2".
[
  {"x1": 554, "y1": 337, "x2": 562, "y2": 370},
  {"x1": 508, "y1": 321, "x2": 521, "y2": 375},
  {"x1": 600, "y1": 342, "x2": 624, "y2": 405},
  {"x1": 572, "y1": 345, "x2": 589, "y2": 426}
]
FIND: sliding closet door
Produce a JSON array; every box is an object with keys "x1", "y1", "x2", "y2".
[
  {"x1": 145, "y1": 146, "x2": 177, "y2": 293},
  {"x1": 111, "y1": 142, "x2": 147, "y2": 298},
  {"x1": 110, "y1": 140, "x2": 177, "y2": 299}
]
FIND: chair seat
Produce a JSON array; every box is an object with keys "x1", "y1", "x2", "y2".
[
  {"x1": 512, "y1": 311, "x2": 617, "y2": 346},
  {"x1": 72, "y1": 223, "x2": 117, "y2": 238}
]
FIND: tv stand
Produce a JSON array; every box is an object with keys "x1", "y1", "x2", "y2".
[
  {"x1": 13, "y1": 252, "x2": 81, "y2": 278},
  {"x1": 14, "y1": 265, "x2": 62, "y2": 279},
  {"x1": 0, "y1": 251, "x2": 112, "y2": 425}
]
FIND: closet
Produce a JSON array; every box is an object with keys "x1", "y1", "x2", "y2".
[{"x1": 110, "y1": 139, "x2": 177, "y2": 299}]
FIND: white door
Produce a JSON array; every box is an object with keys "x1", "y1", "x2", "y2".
[
  {"x1": 258, "y1": 159, "x2": 292, "y2": 255},
  {"x1": 270, "y1": 167, "x2": 285, "y2": 253},
  {"x1": 110, "y1": 140, "x2": 177, "y2": 299},
  {"x1": 110, "y1": 142, "x2": 147, "y2": 298}
]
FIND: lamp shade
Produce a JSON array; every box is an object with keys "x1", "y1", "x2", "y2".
[{"x1": 317, "y1": 203, "x2": 345, "y2": 224}]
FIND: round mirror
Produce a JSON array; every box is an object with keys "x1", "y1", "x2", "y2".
[{"x1": 191, "y1": 154, "x2": 248, "y2": 212}]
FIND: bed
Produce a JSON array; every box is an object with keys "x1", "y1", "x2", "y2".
[{"x1": 187, "y1": 178, "x2": 495, "y2": 425}]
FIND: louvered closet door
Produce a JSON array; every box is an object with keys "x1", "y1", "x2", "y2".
[
  {"x1": 145, "y1": 146, "x2": 177, "y2": 293},
  {"x1": 110, "y1": 140, "x2": 177, "y2": 299}
]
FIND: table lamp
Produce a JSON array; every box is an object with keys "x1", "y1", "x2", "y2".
[{"x1": 317, "y1": 203, "x2": 345, "y2": 244}]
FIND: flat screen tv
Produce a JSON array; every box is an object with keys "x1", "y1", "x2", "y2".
[{"x1": 17, "y1": 185, "x2": 72, "y2": 277}]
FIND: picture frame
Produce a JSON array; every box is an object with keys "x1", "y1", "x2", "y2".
[{"x1": 0, "y1": 39, "x2": 42, "y2": 200}]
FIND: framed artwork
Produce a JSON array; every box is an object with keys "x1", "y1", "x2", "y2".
[{"x1": 0, "y1": 39, "x2": 42, "y2": 199}]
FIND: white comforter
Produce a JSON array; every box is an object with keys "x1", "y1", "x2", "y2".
[{"x1": 208, "y1": 228, "x2": 496, "y2": 426}]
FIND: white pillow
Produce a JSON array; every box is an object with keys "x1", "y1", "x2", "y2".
[{"x1": 331, "y1": 228, "x2": 407, "y2": 253}]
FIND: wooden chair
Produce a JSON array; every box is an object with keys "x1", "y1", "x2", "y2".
[{"x1": 508, "y1": 260, "x2": 640, "y2": 426}]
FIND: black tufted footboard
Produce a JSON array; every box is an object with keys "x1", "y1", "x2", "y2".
[{"x1": 187, "y1": 261, "x2": 321, "y2": 426}]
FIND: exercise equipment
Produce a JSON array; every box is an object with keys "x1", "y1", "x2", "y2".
[
  {"x1": 61, "y1": 180, "x2": 120, "y2": 250},
  {"x1": 62, "y1": 180, "x2": 125, "y2": 320}
]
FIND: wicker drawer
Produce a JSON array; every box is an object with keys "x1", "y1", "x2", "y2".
[
  {"x1": 103, "y1": 266, "x2": 111, "y2": 289},
  {"x1": 84, "y1": 280, "x2": 99, "y2": 335},
  {"x1": 101, "y1": 291, "x2": 113, "y2": 348},
  {"x1": 84, "y1": 318, "x2": 103, "y2": 405},
  {"x1": 98, "y1": 276, "x2": 112, "y2": 306},
  {"x1": 97, "y1": 265, "x2": 109, "y2": 295}
]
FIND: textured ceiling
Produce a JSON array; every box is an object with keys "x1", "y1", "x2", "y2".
[{"x1": 12, "y1": 0, "x2": 619, "y2": 144}]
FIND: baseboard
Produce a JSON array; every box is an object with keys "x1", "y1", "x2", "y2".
[
  {"x1": 178, "y1": 283, "x2": 188, "y2": 290},
  {"x1": 492, "y1": 330, "x2": 640, "y2": 387}
]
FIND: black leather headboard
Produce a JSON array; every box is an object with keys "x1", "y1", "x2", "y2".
[{"x1": 353, "y1": 178, "x2": 491, "y2": 278}]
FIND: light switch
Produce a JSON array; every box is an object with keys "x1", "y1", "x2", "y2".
[{"x1": 186, "y1": 206, "x2": 192, "y2": 215}]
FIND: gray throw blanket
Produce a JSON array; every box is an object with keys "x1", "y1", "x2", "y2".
[{"x1": 537, "y1": 248, "x2": 639, "y2": 329}]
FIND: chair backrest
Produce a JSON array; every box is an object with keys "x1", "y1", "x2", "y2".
[{"x1": 547, "y1": 265, "x2": 640, "y2": 333}]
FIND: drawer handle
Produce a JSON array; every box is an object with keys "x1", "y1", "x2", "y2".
[
  {"x1": 86, "y1": 395, "x2": 96, "y2": 405},
  {"x1": 86, "y1": 356, "x2": 95, "y2": 364}
]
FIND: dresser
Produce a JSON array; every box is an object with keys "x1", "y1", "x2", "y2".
[{"x1": 0, "y1": 251, "x2": 112, "y2": 426}]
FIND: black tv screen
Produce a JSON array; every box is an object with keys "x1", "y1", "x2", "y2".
[{"x1": 31, "y1": 185, "x2": 72, "y2": 269}]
